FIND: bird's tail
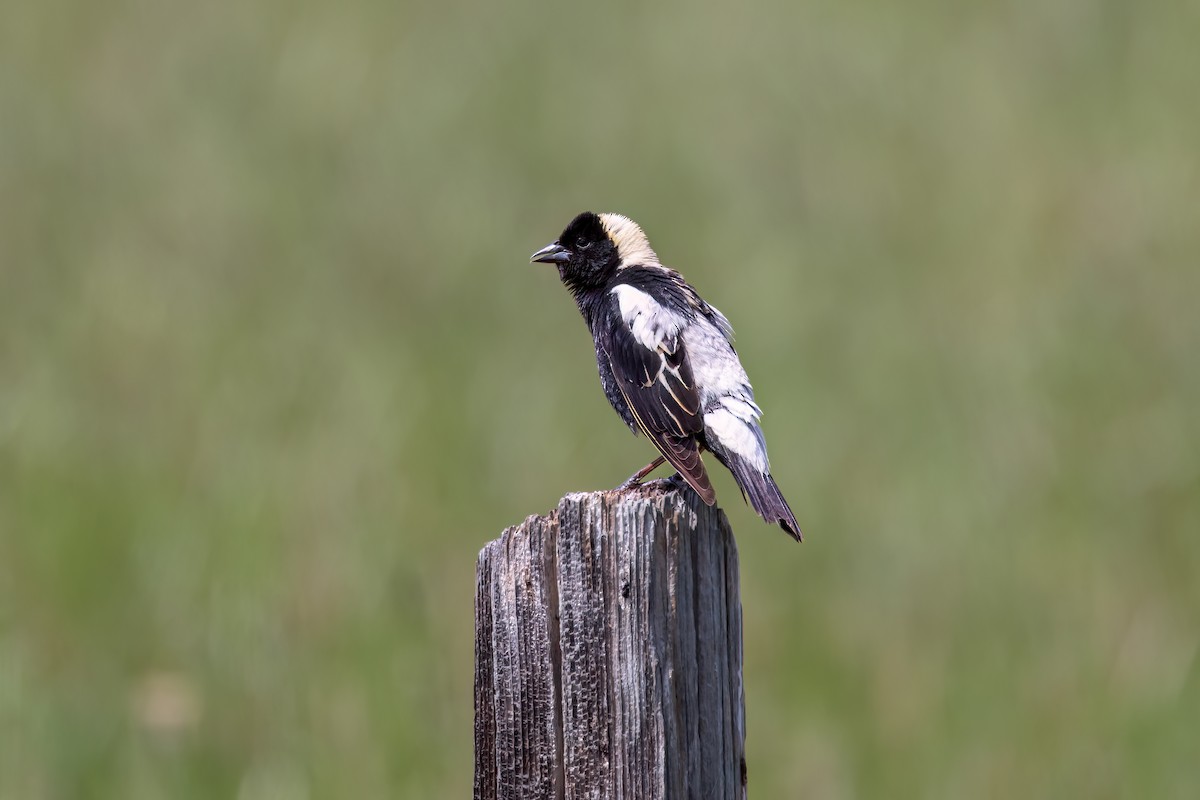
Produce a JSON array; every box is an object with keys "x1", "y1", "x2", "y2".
[{"x1": 727, "y1": 454, "x2": 802, "y2": 542}]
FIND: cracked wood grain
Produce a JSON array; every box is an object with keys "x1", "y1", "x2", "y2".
[{"x1": 474, "y1": 483, "x2": 747, "y2": 800}]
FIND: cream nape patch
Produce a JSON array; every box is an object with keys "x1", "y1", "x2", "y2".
[{"x1": 599, "y1": 213, "x2": 661, "y2": 268}]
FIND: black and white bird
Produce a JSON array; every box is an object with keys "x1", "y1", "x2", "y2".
[{"x1": 531, "y1": 211, "x2": 802, "y2": 541}]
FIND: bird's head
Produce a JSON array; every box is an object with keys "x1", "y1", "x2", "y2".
[{"x1": 531, "y1": 212, "x2": 659, "y2": 292}]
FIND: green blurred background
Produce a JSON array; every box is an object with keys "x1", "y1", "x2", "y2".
[{"x1": 2, "y1": 0, "x2": 1198, "y2": 796}]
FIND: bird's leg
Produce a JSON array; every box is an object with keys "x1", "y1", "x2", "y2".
[{"x1": 617, "y1": 455, "x2": 667, "y2": 490}]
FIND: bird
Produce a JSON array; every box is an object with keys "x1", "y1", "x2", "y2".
[{"x1": 530, "y1": 211, "x2": 802, "y2": 541}]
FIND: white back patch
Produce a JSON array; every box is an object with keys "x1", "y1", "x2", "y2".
[
  {"x1": 682, "y1": 318, "x2": 770, "y2": 471},
  {"x1": 705, "y1": 408, "x2": 770, "y2": 472},
  {"x1": 682, "y1": 320, "x2": 753, "y2": 407},
  {"x1": 611, "y1": 284, "x2": 685, "y2": 352},
  {"x1": 599, "y1": 213, "x2": 660, "y2": 268}
]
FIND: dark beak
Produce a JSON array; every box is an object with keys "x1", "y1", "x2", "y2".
[{"x1": 530, "y1": 241, "x2": 571, "y2": 264}]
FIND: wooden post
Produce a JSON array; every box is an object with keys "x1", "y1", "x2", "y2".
[{"x1": 474, "y1": 482, "x2": 747, "y2": 800}]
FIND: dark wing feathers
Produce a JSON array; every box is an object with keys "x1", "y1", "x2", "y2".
[{"x1": 602, "y1": 291, "x2": 716, "y2": 505}]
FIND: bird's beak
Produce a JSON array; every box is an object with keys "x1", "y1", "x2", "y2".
[{"x1": 530, "y1": 241, "x2": 571, "y2": 264}]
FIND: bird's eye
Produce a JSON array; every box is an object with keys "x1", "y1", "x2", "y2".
[{"x1": 577, "y1": 239, "x2": 592, "y2": 251}]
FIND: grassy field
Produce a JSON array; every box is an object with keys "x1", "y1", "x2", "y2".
[{"x1": 2, "y1": 0, "x2": 1198, "y2": 797}]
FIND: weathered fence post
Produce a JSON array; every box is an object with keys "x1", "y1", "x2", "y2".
[{"x1": 474, "y1": 482, "x2": 747, "y2": 799}]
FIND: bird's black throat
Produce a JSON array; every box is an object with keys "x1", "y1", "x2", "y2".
[{"x1": 562, "y1": 275, "x2": 610, "y2": 331}]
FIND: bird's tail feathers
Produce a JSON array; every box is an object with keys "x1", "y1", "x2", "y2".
[{"x1": 727, "y1": 455, "x2": 802, "y2": 541}]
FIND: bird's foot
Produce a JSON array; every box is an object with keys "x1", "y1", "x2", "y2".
[
  {"x1": 619, "y1": 472, "x2": 687, "y2": 496},
  {"x1": 617, "y1": 455, "x2": 667, "y2": 490},
  {"x1": 655, "y1": 472, "x2": 688, "y2": 492}
]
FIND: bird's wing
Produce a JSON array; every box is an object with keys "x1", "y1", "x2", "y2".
[{"x1": 603, "y1": 283, "x2": 715, "y2": 505}]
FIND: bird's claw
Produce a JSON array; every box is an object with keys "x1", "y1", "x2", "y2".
[
  {"x1": 617, "y1": 455, "x2": 667, "y2": 492},
  {"x1": 616, "y1": 472, "x2": 685, "y2": 494},
  {"x1": 664, "y1": 472, "x2": 686, "y2": 489},
  {"x1": 656, "y1": 473, "x2": 687, "y2": 492}
]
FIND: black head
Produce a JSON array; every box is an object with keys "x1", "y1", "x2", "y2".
[{"x1": 530, "y1": 211, "x2": 623, "y2": 293}]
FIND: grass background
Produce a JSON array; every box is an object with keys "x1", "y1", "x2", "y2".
[{"x1": 2, "y1": 0, "x2": 1198, "y2": 797}]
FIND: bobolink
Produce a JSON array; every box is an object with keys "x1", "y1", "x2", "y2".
[{"x1": 531, "y1": 212, "x2": 801, "y2": 541}]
